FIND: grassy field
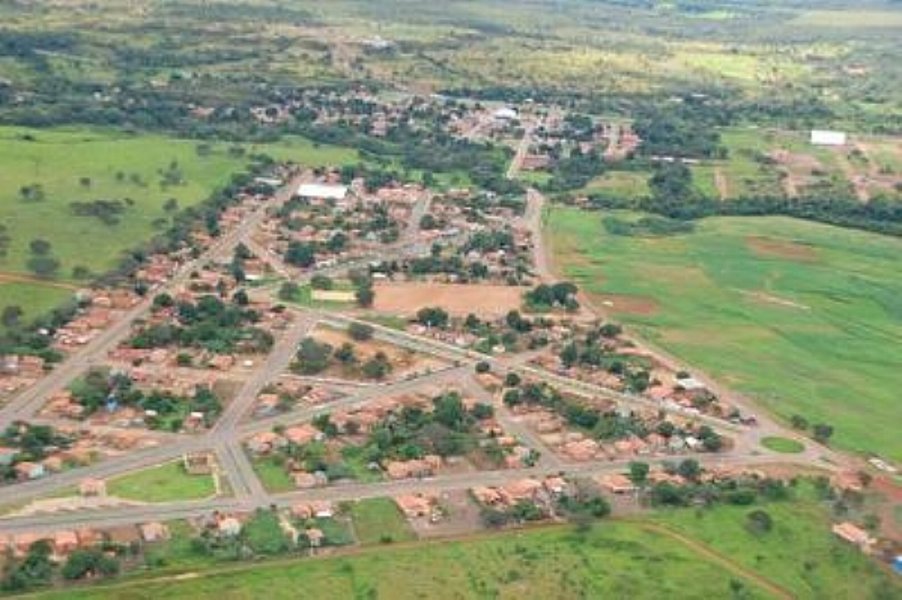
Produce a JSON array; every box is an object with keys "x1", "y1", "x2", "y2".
[
  {"x1": 548, "y1": 208, "x2": 902, "y2": 461},
  {"x1": 106, "y1": 461, "x2": 217, "y2": 503},
  {"x1": 251, "y1": 456, "x2": 296, "y2": 494},
  {"x1": 350, "y1": 498, "x2": 417, "y2": 545},
  {"x1": 761, "y1": 437, "x2": 806, "y2": 454},
  {"x1": 0, "y1": 126, "x2": 360, "y2": 328},
  {"x1": 652, "y1": 482, "x2": 897, "y2": 599},
  {"x1": 28, "y1": 522, "x2": 780, "y2": 599}
]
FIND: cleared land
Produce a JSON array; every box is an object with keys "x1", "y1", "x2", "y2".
[
  {"x1": 373, "y1": 282, "x2": 524, "y2": 318},
  {"x1": 548, "y1": 207, "x2": 902, "y2": 461},
  {"x1": 106, "y1": 461, "x2": 217, "y2": 503}
]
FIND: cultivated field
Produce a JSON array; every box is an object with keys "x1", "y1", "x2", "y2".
[
  {"x1": 373, "y1": 282, "x2": 525, "y2": 318},
  {"x1": 548, "y1": 207, "x2": 902, "y2": 461}
]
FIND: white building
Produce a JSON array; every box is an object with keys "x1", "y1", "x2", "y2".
[
  {"x1": 810, "y1": 130, "x2": 847, "y2": 146},
  {"x1": 493, "y1": 107, "x2": 518, "y2": 121},
  {"x1": 296, "y1": 183, "x2": 349, "y2": 201}
]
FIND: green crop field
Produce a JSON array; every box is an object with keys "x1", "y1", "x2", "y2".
[
  {"x1": 106, "y1": 461, "x2": 217, "y2": 503},
  {"x1": 548, "y1": 208, "x2": 902, "y2": 461}
]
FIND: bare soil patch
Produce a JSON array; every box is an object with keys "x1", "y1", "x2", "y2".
[
  {"x1": 373, "y1": 282, "x2": 524, "y2": 318},
  {"x1": 0, "y1": 271, "x2": 79, "y2": 290},
  {"x1": 746, "y1": 236, "x2": 819, "y2": 262}
]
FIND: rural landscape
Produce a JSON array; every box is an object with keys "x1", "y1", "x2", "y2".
[{"x1": 0, "y1": 0, "x2": 900, "y2": 598}]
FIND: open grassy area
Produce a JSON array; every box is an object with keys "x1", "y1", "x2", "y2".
[
  {"x1": 251, "y1": 456, "x2": 296, "y2": 494},
  {"x1": 0, "y1": 125, "x2": 360, "y2": 327},
  {"x1": 350, "y1": 498, "x2": 417, "y2": 545},
  {"x1": 548, "y1": 207, "x2": 902, "y2": 461},
  {"x1": 652, "y1": 482, "x2": 897, "y2": 599},
  {"x1": 106, "y1": 461, "x2": 217, "y2": 503},
  {"x1": 27, "y1": 522, "x2": 781, "y2": 599},
  {"x1": 761, "y1": 437, "x2": 806, "y2": 454}
]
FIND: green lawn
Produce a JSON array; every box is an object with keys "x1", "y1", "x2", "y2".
[
  {"x1": 106, "y1": 461, "x2": 217, "y2": 503},
  {"x1": 251, "y1": 456, "x2": 296, "y2": 493},
  {"x1": 548, "y1": 208, "x2": 902, "y2": 461},
  {"x1": 350, "y1": 497, "x2": 417, "y2": 545},
  {"x1": 27, "y1": 522, "x2": 783, "y2": 599},
  {"x1": 761, "y1": 437, "x2": 805, "y2": 454}
]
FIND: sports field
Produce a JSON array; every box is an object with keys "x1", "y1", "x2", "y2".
[{"x1": 548, "y1": 208, "x2": 902, "y2": 461}]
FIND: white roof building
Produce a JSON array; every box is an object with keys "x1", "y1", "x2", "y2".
[
  {"x1": 296, "y1": 183, "x2": 349, "y2": 201},
  {"x1": 810, "y1": 130, "x2": 847, "y2": 146},
  {"x1": 493, "y1": 107, "x2": 518, "y2": 121}
]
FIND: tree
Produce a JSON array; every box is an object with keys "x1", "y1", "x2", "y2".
[
  {"x1": 29, "y1": 239, "x2": 51, "y2": 256},
  {"x1": 416, "y1": 307, "x2": 449, "y2": 328},
  {"x1": 232, "y1": 289, "x2": 249, "y2": 306},
  {"x1": 310, "y1": 274, "x2": 333, "y2": 290},
  {"x1": 26, "y1": 255, "x2": 60, "y2": 278},
  {"x1": 813, "y1": 423, "x2": 834, "y2": 444},
  {"x1": 628, "y1": 461, "x2": 649, "y2": 485},
  {"x1": 790, "y1": 414, "x2": 809, "y2": 430},
  {"x1": 348, "y1": 322, "x2": 374, "y2": 341},
  {"x1": 62, "y1": 548, "x2": 119, "y2": 580},
  {"x1": 1, "y1": 305, "x2": 23, "y2": 328},
  {"x1": 285, "y1": 241, "x2": 315, "y2": 268},
  {"x1": 677, "y1": 458, "x2": 701, "y2": 480},
  {"x1": 361, "y1": 352, "x2": 392, "y2": 379},
  {"x1": 355, "y1": 285, "x2": 374, "y2": 308},
  {"x1": 278, "y1": 282, "x2": 300, "y2": 301},
  {"x1": 504, "y1": 372, "x2": 521, "y2": 387},
  {"x1": 475, "y1": 361, "x2": 490, "y2": 374},
  {"x1": 294, "y1": 338, "x2": 332, "y2": 375},
  {"x1": 745, "y1": 509, "x2": 773, "y2": 535}
]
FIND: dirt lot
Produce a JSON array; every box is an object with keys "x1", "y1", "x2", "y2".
[
  {"x1": 373, "y1": 282, "x2": 524, "y2": 318},
  {"x1": 746, "y1": 236, "x2": 819, "y2": 262},
  {"x1": 408, "y1": 489, "x2": 484, "y2": 538}
]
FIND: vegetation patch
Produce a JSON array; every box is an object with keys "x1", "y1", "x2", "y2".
[
  {"x1": 106, "y1": 461, "x2": 217, "y2": 503},
  {"x1": 350, "y1": 498, "x2": 417, "y2": 545},
  {"x1": 761, "y1": 437, "x2": 805, "y2": 454},
  {"x1": 548, "y1": 207, "x2": 902, "y2": 461}
]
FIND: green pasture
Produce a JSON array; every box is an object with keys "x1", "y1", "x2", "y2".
[
  {"x1": 653, "y1": 482, "x2": 897, "y2": 599},
  {"x1": 548, "y1": 208, "x2": 902, "y2": 461},
  {"x1": 28, "y1": 521, "x2": 782, "y2": 599}
]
